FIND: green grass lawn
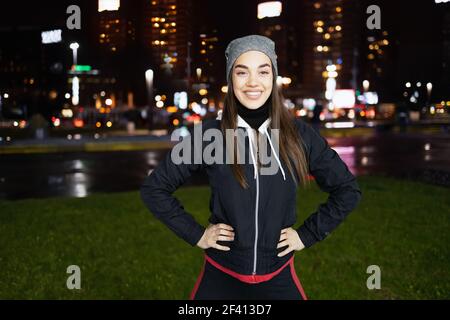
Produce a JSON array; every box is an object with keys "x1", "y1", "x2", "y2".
[{"x1": 0, "y1": 175, "x2": 449, "y2": 300}]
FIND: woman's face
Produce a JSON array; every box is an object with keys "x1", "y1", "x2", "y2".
[{"x1": 232, "y1": 50, "x2": 274, "y2": 110}]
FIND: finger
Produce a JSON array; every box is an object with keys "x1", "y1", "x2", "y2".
[
  {"x1": 214, "y1": 243, "x2": 231, "y2": 251},
  {"x1": 219, "y1": 229, "x2": 235, "y2": 237},
  {"x1": 278, "y1": 246, "x2": 292, "y2": 257},
  {"x1": 218, "y1": 224, "x2": 234, "y2": 231},
  {"x1": 279, "y1": 233, "x2": 288, "y2": 241},
  {"x1": 217, "y1": 235, "x2": 234, "y2": 241},
  {"x1": 277, "y1": 240, "x2": 289, "y2": 249},
  {"x1": 281, "y1": 228, "x2": 288, "y2": 234}
]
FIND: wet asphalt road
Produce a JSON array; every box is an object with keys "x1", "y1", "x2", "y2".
[{"x1": 0, "y1": 132, "x2": 448, "y2": 200}]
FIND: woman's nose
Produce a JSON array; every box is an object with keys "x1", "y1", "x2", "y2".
[{"x1": 246, "y1": 75, "x2": 258, "y2": 86}]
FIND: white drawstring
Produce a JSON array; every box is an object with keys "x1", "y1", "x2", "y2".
[
  {"x1": 246, "y1": 128, "x2": 258, "y2": 179},
  {"x1": 263, "y1": 127, "x2": 286, "y2": 181}
]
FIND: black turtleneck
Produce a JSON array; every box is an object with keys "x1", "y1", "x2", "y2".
[{"x1": 236, "y1": 94, "x2": 271, "y2": 130}]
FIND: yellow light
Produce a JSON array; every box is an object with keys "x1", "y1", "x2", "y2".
[
  {"x1": 314, "y1": 2, "x2": 321, "y2": 9},
  {"x1": 324, "y1": 33, "x2": 330, "y2": 39},
  {"x1": 323, "y1": 46, "x2": 329, "y2": 52},
  {"x1": 316, "y1": 45, "x2": 323, "y2": 52},
  {"x1": 335, "y1": 25, "x2": 342, "y2": 31},
  {"x1": 317, "y1": 20, "x2": 324, "y2": 27},
  {"x1": 336, "y1": 6, "x2": 342, "y2": 13},
  {"x1": 171, "y1": 22, "x2": 176, "y2": 26},
  {"x1": 156, "y1": 101, "x2": 164, "y2": 108},
  {"x1": 161, "y1": 18, "x2": 165, "y2": 22},
  {"x1": 221, "y1": 86, "x2": 228, "y2": 93},
  {"x1": 368, "y1": 53, "x2": 375, "y2": 60},
  {"x1": 96, "y1": 122, "x2": 101, "y2": 128},
  {"x1": 106, "y1": 121, "x2": 112, "y2": 127},
  {"x1": 316, "y1": 27, "x2": 323, "y2": 33},
  {"x1": 173, "y1": 119, "x2": 179, "y2": 126},
  {"x1": 199, "y1": 88, "x2": 208, "y2": 96},
  {"x1": 154, "y1": 23, "x2": 159, "y2": 27},
  {"x1": 161, "y1": 29, "x2": 166, "y2": 34},
  {"x1": 369, "y1": 44, "x2": 374, "y2": 50},
  {"x1": 154, "y1": 40, "x2": 160, "y2": 45},
  {"x1": 383, "y1": 39, "x2": 389, "y2": 45},
  {"x1": 446, "y1": 101, "x2": 450, "y2": 106},
  {"x1": 167, "y1": 106, "x2": 178, "y2": 113}
]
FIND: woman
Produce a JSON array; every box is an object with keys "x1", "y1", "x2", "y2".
[{"x1": 140, "y1": 35, "x2": 362, "y2": 300}]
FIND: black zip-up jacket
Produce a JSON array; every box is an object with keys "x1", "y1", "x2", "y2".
[{"x1": 140, "y1": 114, "x2": 362, "y2": 275}]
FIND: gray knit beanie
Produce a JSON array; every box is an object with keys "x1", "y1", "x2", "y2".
[{"x1": 225, "y1": 34, "x2": 278, "y2": 82}]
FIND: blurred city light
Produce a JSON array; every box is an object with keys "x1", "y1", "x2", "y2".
[
  {"x1": 332, "y1": 89, "x2": 356, "y2": 109},
  {"x1": 41, "y1": 29, "x2": 62, "y2": 44},
  {"x1": 257, "y1": 1, "x2": 282, "y2": 19},
  {"x1": 98, "y1": 0, "x2": 120, "y2": 12}
]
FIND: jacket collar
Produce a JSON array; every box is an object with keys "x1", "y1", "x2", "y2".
[
  {"x1": 215, "y1": 110, "x2": 286, "y2": 181},
  {"x1": 215, "y1": 110, "x2": 271, "y2": 134}
]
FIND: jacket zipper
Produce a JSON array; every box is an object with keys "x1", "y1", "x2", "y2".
[{"x1": 252, "y1": 129, "x2": 260, "y2": 276}]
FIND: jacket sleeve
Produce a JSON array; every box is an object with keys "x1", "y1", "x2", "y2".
[
  {"x1": 140, "y1": 124, "x2": 206, "y2": 247},
  {"x1": 295, "y1": 120, "x2": 362, "y2": 248}
]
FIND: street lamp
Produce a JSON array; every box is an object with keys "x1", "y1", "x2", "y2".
[
  {"x1": 69, "y1": 42, "x2": 79, "y2": 66},
  {"x1": 426, "y1": 82, "x2": 433, "y2": 104},
  {"x1": 145, "y1": 69, "x2": 154, "y2": 128},
  {"x1": 363, "y1": 80, "x2": 370, "y2": 92}
]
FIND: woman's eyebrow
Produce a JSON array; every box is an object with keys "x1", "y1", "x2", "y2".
[{"x1": 234, "y1": 63, "x2": 271, "y2": 69}]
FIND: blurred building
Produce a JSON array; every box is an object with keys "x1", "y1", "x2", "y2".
[
  {"x1": 142, "y1": 0, "x2": 193, "y2": 83},
  {"x1": 300, "y1": 0, "x2": 361, "y2": 99},
  {"x1": 256, "y1": 1, "x2": 302, "y2": 95}
]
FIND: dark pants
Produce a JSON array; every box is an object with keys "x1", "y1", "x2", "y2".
[{"x1": 190, "y1": 257, "x2": 308, "y2": 300}]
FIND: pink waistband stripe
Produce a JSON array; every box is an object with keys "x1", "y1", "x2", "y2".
[{"x1": 204, "y1": 254, "x2": 293, "y2": 284}]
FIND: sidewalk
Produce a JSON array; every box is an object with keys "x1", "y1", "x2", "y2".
[{"x1": 0, "y1": 131, "x2": 176, "y2": 154}]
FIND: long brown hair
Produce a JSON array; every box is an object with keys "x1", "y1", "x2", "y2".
[{"x1": 220, "y1": 72, "x2": 310, "y2": 189}]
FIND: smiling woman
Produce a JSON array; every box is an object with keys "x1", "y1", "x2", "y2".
[{"x1": 140, "y1": 34, "x2": 362, "y2": 301}]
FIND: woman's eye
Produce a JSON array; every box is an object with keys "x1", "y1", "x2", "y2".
[
  {"x1": 260, "y1": 71, "x2": 269, "y2": 75},
  {"x1": 237, "y1": 72, "x2": 246, "y2": 75}
]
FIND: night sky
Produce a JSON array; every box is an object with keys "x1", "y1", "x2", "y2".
[{"x1": 0, "y1": 0, "x2": 446, "y2": 86}]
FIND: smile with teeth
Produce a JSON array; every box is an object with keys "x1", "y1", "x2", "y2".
[{"x1": 244, "y1": 91, "x2": 263, "y2": 99}]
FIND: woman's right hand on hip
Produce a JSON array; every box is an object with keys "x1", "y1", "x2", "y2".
[{"x1": 196, "y1": 223, "x2": 235, "y2": 251}]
